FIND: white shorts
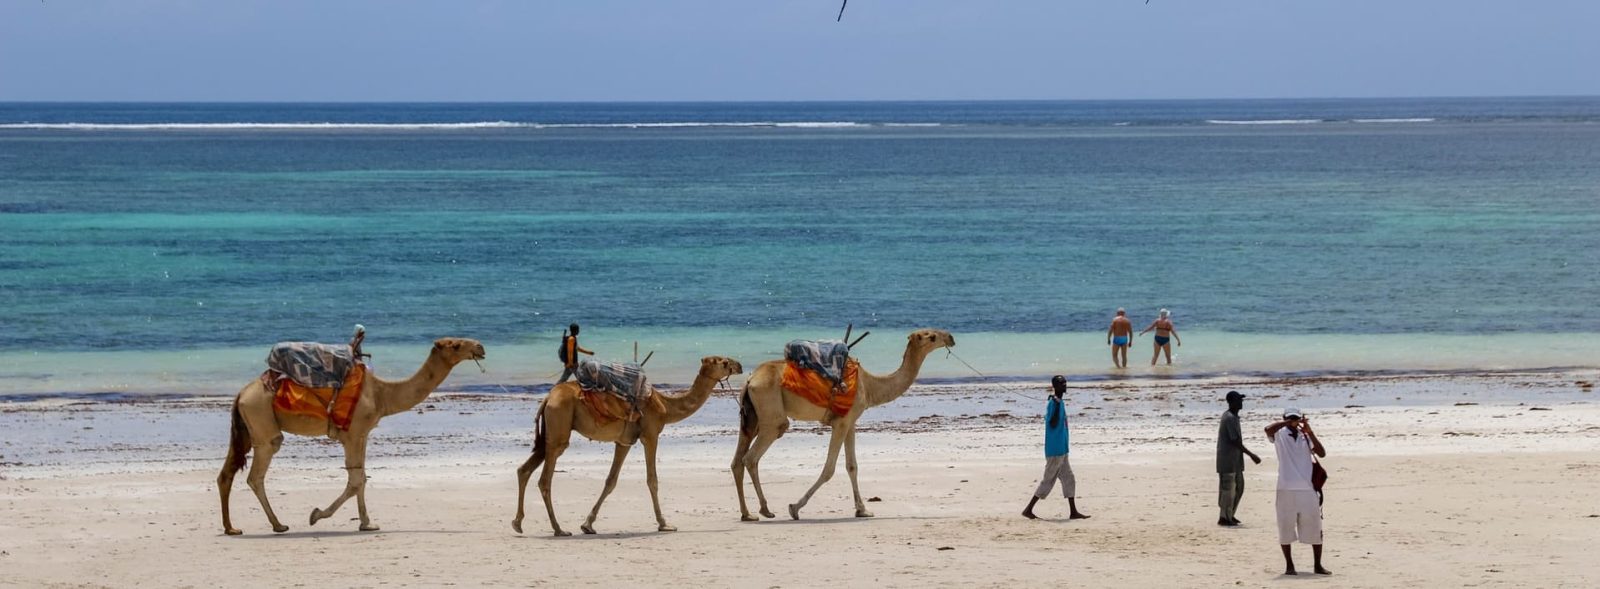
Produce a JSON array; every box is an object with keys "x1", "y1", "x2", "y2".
[{"x1": 1275, "y1": 490, "x2": 1322, "y2": 545}]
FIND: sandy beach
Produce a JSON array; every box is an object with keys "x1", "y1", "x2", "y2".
[{"x1": 2, "y1": 371, "x2": 1597, "y2": 588}]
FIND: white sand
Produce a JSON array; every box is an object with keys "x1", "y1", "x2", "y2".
[{"x1": 2, "y1": 372, "x2": 1598, "y2": 588}]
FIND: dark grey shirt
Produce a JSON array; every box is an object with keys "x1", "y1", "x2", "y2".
[{"x1": 1217, "y1": 411, "x2": 1245, "y2": 473}]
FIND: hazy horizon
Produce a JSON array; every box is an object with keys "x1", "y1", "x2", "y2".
[{"x1": 2, "y1": 1, "x2": 1595, "y2": 102}]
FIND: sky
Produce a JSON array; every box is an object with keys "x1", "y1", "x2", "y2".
[{"x1": 0, "y1": 0, "x2": 1595, "y2": 102}]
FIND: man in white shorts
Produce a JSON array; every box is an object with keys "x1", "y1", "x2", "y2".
[{"x1": 1266, "y1": 408, "x2": 1330, "y2": 576}]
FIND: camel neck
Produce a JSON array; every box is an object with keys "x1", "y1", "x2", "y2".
[
  {"x1": 373, "y1": 351, "x2": 453, "y2": 417},
  {"x1": 861, "y1": 344, "x2": 927, "y2": 408},
  {"x1": 660, "y1": 371, "x2": 718, "y2": 424}
]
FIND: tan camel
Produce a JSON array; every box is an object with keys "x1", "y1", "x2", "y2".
[
  {"x1": 731, "y1": 328, "x2": 954, "y2": 521},
  {"x1": 217, "y1": 337, "x2": 486, "y2": 535},
  {"x1": 512, "y1": 356, "x2": 743, "y2": 536}
]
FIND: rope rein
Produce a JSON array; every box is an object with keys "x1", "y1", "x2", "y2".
[{"x1": 946, "y1": 350, "x2": 1047, "y2": 402}]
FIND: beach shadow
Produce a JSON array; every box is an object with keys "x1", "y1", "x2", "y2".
[
  {"x1": 225, "y1": 529, "x2": 472, "y2": 540},
  {"x1": 764, "y1": 514, "x2": 954, "y2": 525},
  {"x1": 519, "y1": 527, "x2": 734, "y2": 541}
]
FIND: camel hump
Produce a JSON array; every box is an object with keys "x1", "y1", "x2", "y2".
[{"x1": 267, "y1": 342, "x2": 357, "y2": 389}]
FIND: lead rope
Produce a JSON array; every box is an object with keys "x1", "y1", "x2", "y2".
[
  {"x1": 946, "y1": 350, "x2": 1047, "y2": 402},
  {"x1": 472, "y1": 359, "x2": 519, "y2": 396}
]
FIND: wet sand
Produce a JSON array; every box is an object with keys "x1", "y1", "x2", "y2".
[{"x1": 2, "y1": 371, "x2": 1598, "y2": 588}]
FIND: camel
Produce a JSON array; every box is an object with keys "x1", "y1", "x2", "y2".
[
  {"x1": 217, "y1": 337, "x2": 486, "y2": 535},
  {"x1": 512, "y1": 356, "x2": 743, "y2": 536},
  {"x1": 731, "y1": 328, "x2": 955, "y2": 521}
]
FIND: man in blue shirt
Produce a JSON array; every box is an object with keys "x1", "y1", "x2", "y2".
[{"x1": 1023, "y1": 375, "x2": 1090, "y2": 520}]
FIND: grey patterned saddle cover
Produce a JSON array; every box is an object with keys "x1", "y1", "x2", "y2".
[
  {"x1": 575, "y1": 360, "x2": 650, "y2": 402},
  {"x1": 784, "y1": 339, "x2": 850, "y2": 388},
  {"x1": 266, "y1": 342, "x2": 357, "y2": 389}
]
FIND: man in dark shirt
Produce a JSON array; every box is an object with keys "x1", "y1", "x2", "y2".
[{"x1": 1217, "y1": 390, "x2": 1261, "y2": 526}]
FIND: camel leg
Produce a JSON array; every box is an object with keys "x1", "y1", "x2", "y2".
[
  {"x1": 744, "y1": 425, "x2": 784, "y2": 519},
  {"x1": 245, "y1": 435, "x2": 290, "y2": 533},
  {"x1": 731, "y1": 430, "x2": 756, "y2": 521},
  {"x1": 539, "y1": 440, "x2": 572, "y2": 536},
  {"x1": 641, "y1": 434, "x2": 675, "y2": 532},
  {"x1": 217, "y1": 462, "x2": 241, "y2": 535},
  {"x1": 790, "y1": 425, "x2": 848, "y2": 520},
  {"x1": 309, "y1": 435, "x2": 372, "y2": 530},
  {"x1": 580, "y1": 442, "x2": 632, "y2": 535},
  {"x1": 351, "y1": 436, "x2": 378, "y2": 531},
  {"x1": 845, "y1": 428, "x2": 872, "y2": 518},
  {"x1": 511, "y1": 447, "x2": 545, "y2": 534}
]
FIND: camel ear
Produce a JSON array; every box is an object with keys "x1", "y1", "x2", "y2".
[
  {"x1": 433, "y1": 340, "x2": 443, "y2": 351},
  {"x1": 450, "y1": 341, "x2": 461, "y2": 350}
]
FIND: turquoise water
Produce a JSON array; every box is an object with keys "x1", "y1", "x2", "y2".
[{"x1": 2, "y1": 99, "x2": 1599, "y2": 396}]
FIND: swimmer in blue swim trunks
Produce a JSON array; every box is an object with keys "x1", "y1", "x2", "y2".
[
  {"x1": 1106, "y1": 308, "x2": 1134, "y2": 368},
  {"x1": 1139, "y1": 308, "x2": 1182, "y2": 366}
]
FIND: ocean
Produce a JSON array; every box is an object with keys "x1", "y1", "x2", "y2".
[{"x1": 2, "y1": 98, "x2": 1598, "y2": 397}]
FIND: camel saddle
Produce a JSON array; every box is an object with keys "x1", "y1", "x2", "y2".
[
  {"x1": 575, "y1": 360, "x2": 658, "y2": 426},
  {"x1": 263, "y1": 342, "x2": 365, "y2": 431},
  {"x1": 782, "y1": 356, "x2": 860, "y2": 419},
  {"x1": 784, "y1": 340, "x2": 850, "y2": 388}
]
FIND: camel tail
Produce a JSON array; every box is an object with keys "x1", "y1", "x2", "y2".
[
  {"x1": 224, "y1": 397, "x2": 250, "y2": 475},
  {"x1": 738, "y1": 384, "x2": 757, "y2": 438},
  {"x1": 531, "y1": 401, "x2": 548, "y2": 462}
]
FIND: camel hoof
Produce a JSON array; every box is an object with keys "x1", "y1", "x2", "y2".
[
  {"x1": 359, "y1": 523, "x2": 380, "y2": 532},
  {"x1": 308, "y1": 509, "x2": 323, "y2": 526},
  {"x1": 658, "y1": 524, "x2": 677, "y2": 532},
  {"x1": 511, "y1": 520, "x2": 524, "y2": 534},
  {"x1": 740, "y1": 514, "x2": 759, "y2": 522},
  {"x1": 580, "y1": 524, "x2": 596, "y2": 535},
  {"x1": 553, "y1": 530, "x2": 572, "y2": 537},
  {"x1": 760, "y1": 508, "x2": 775, "y2": 519},
  {"x1": 787, "y1": 504, "x2": 801, "y2": 520},
  {"x1": 224, "y1": 528, "x2": 242, "y2": 536},
  {"x1": 272, "y1": 524, "x2": 289, "y2": 534},
  {"x1": 856, "y1": 509, "x2": 875, "y2": 518}
]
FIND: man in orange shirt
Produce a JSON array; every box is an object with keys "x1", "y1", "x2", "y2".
[{"x1": 556, "y1": 323, "x2": 595, "y2": 384}]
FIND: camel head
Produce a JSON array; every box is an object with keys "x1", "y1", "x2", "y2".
[
  {"x1": 699, "y1": 356, "x2": 744, "y2": 382},
  {"x1": 431, "y1": 337, "x2": 487, "y2": 365},
  {"x1": 906, "y1": 329, "x2": 956, "y2": 357}
]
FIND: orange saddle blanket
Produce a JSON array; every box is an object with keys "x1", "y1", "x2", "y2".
[
  {"x1": 578, "y1": 388, "x2": 663, "y2": 426},
  {"x1": 270, "y1": 363, "x2": 366, "y2": 431},
  {"x1": 782, "y1": 359, "x2": 859, "y2": 417}
]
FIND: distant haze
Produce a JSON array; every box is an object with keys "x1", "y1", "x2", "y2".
[{"x1": 1, "y1": 1, "x2": 1596, "y2": 101}]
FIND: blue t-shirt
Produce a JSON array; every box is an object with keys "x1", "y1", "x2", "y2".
[{"x1": 1044, "y1": 396, "x2": 1069, "y2": 457}]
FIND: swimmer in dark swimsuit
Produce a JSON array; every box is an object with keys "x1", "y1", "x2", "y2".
[
  {"x1": 1138, "y1": 308, "x2": 1181, "y2": 366},
  {"x1": 1107, "y1": 308, "x2": 1134, "y2": 368}
]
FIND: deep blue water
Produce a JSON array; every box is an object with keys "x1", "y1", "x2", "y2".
[{"x1": 2, "y1": 98, "x2": 1599, "y2": 352}]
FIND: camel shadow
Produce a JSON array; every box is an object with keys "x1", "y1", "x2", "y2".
[
  {"x1": 523, "y1": 528, "x2": 735, "y2": 541},
  {"x1": 226, "y1": 529, "x2": 472, "y2": 540},
  {"x1": 762, "y1": 514, "x2": 954, "y2": 525}
]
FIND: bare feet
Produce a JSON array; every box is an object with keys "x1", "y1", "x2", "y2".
[
  {"x1": 1315, "y1": 566, "x2": 1332, "y2": 575},
  {"x1": 1284, "y1": 567, "x2": 1297, "y2": 576},
  {"x1": 1022, "y1": 509, "x2": 1038, "y2": 520},
  {"x1": 1069, "y1": 512, "x2": 1091, "y2": 520},
  {"x1": 1217, "y1": 517, "x2": 1236, "y2": 527}
]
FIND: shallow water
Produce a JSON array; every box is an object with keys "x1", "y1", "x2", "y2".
[{"x1": 3, "y1": 99, "x2": 1599, "y2": 397}]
